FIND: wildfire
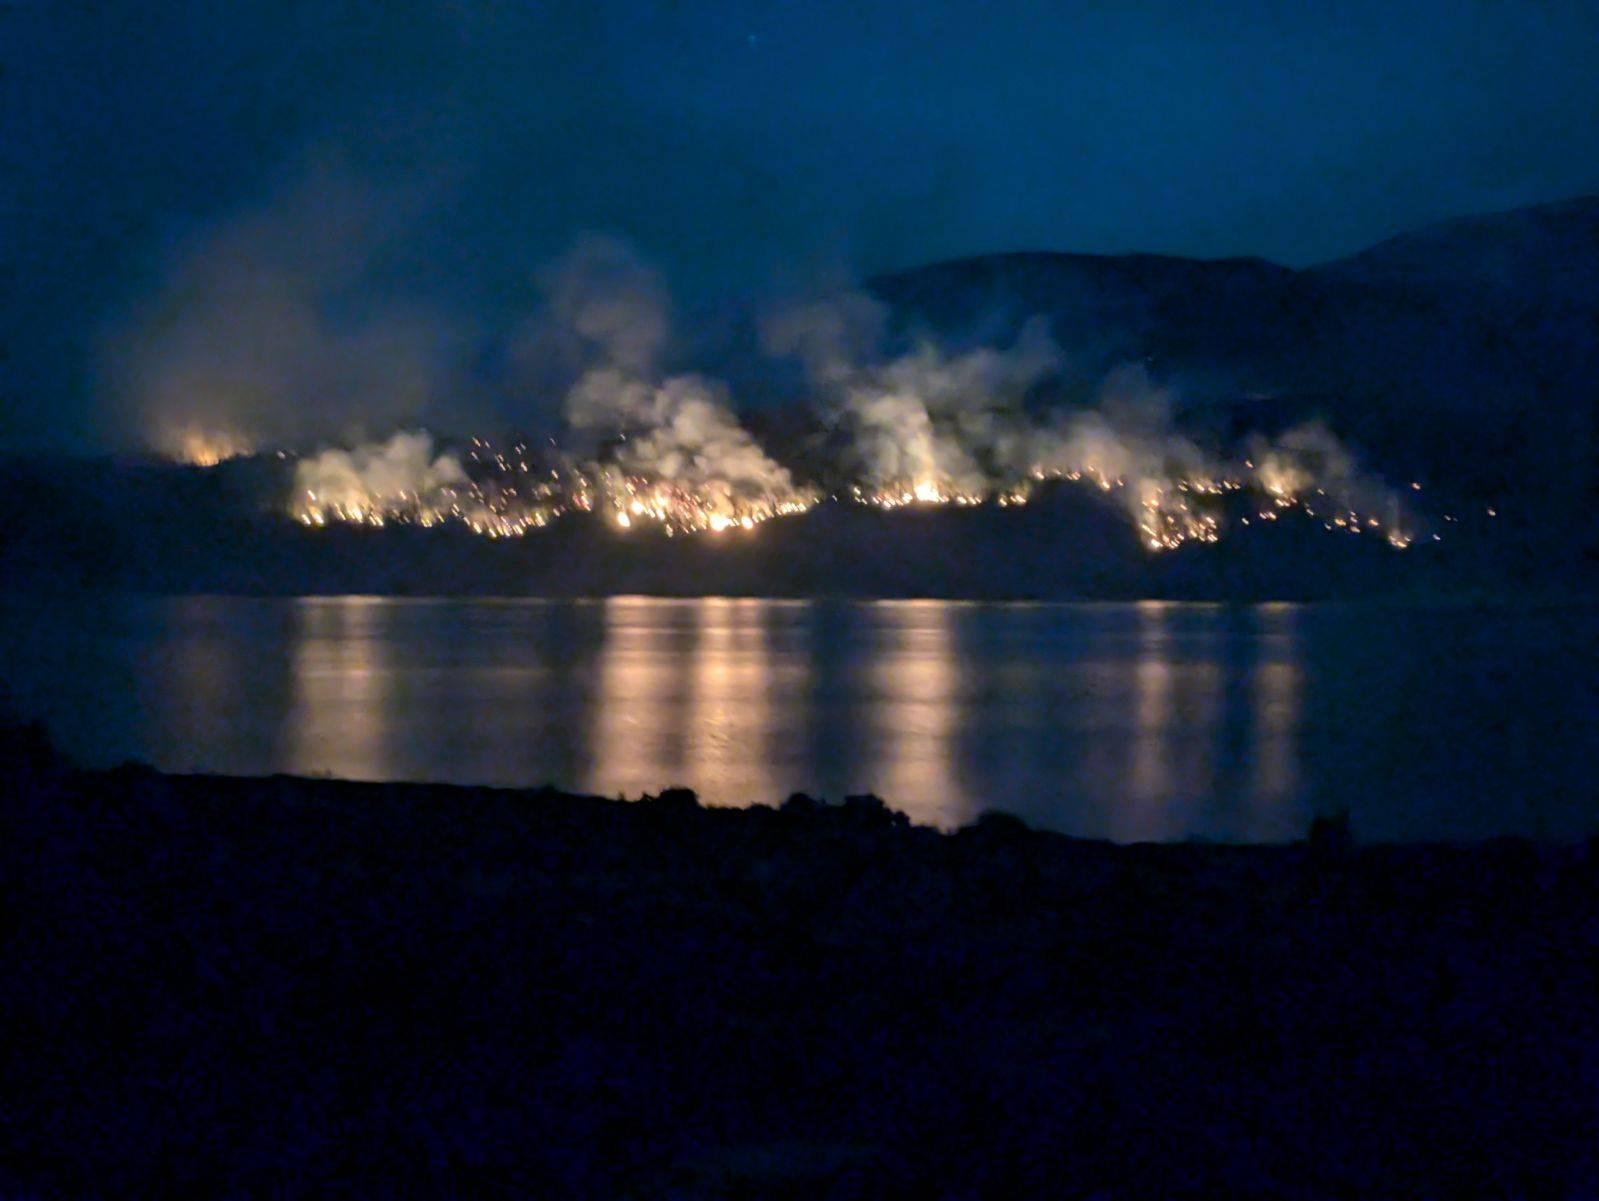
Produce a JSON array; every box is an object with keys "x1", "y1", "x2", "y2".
[
  {"x1": 291, "y1": 436, "x2": 820, "y2": 538},
  {"x1": 594, "y1": 473, "x2": 819, "y2": 534},
  {"x1": 851, "y1": 480, "x2": 986, "y2": 510},
  {"x1": 173, "y1": 428, "x2": 254, "y2": 467},
  {"x1": 287, "y1": 431, "x2": 1429, "y2": 554}
]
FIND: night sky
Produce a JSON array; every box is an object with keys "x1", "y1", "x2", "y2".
[{"x1": 5, "y1": 0, "x2": 1599, "y2": 449}]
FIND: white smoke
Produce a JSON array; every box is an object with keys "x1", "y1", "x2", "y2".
[
  {"x1": 135, "y1": 215, "x2": 1412, "y2": 549},
  {"x1": 763, "y1": 292, "x2": 1062, "y2": 499},
  {"x1": 103, "y1": 166, "x2": 458, "y2": 462},
  {"x1": 271, "y1": 236, "x2": 815, "y2": 535},
  {"x1": 762, "y1": 291, "x2": 1414, "y2": 547},
  {"x1": 531, "y1": 237, "x2": 814, "y2": 523},
  {"x1": 613, "y1": 376, "x2": 809, "y2": 514},
  {"x1": 1017, "y1": 367, "x2": 1226, "y2": 546},
  {"x1": 292, "y1": 430, "x2": 467, "y2": 524},
  {"x1": 1246, "y1": 420, "x2": 1414, "y2": 543},
  {"x1": 759, "y1": 290, "x2": 889, "y2": 389}
]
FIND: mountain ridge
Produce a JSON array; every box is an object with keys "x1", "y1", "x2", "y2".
[{"x1": 865, "y1": 192, "x2": 1599, "y2": 544}]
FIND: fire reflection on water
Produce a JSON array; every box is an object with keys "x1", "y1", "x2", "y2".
[
  {"x1": 285, "y1": 597, "x2": 395, "y2": 782},
  {"x1": 684, "y1": 598, "x2": 782, "y2": 805},
  {"x1": 1117, "y1": 602, "x2": 1225, "y2": 841},
  {"x1": 115, "y1": 596, "x2": 1311, "y2": 839},
  {"x1": 1246, "y1": 605, "x2": 1303, "y2": 833},
  {"x1": 1127, "y1": 602, "x2": 1176, "y2": 819},
  {"x1": 5, "y1": 595, "x2": 1583, "y2": 841},
  {"x1": 587, "y1": 597, "x2": 808, "y2": 803},
  {"x1": 587, "y1": 597, "x2": 691, "y2": 796},
  {"x1": 861, "y1": 602, "x2": 968, "y2": 826}
]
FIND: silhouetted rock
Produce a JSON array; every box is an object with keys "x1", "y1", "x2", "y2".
[
  {"x1": 841, "y1": 792, "x2": 907, "y2": 828},
  {"x1": 0, "y1": 719, "x2": 61, "y2": 778},
  {"x1": 782, "y1": 790, "x2": 824, "y2": 815},
  {"x1": 1307, "y1": 808, "x2": 1354, "y2": 863},
  {"x1": 964, "y1": 809, "x2": 1032, "y2": 840},
  {"x1": 650, "y1": 785, "x2": 701, "y2": 812}
]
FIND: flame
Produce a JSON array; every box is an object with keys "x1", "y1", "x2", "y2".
[
  {"x1": 172, "y1": 428, "x2": 254, "y2": 467},
  {"x1": 291, "y1": 434, "x2": 821, "y2": 539},
  {"x1": 288, "y1": 430, "x2": 1428, "y2": 554}
]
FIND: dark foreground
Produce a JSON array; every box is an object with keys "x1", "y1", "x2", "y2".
[{"x1": 3, "y1": 726, "x2": 1596, "y2": 1198}]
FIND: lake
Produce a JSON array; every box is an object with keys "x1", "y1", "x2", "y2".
[{"x1": 1, "y1": 595, "x2": 1594, "y2": 842}]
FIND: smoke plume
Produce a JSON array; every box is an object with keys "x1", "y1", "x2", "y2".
[
  {"x1": 292, "y1": 431, "x2": 466, "y2": 525},
  {"x1": 117, "y1": 183, "x2": 1419, "y2": 550},
  {"x1": 760, "y1": 290, "x2": 1415, "y2": 547},
  {"x1": 533, "y1": 238, "x2": 815, "y2": 525},
  {"x1": 103, "y1": 167, "x2": 458, "y2": 462}
]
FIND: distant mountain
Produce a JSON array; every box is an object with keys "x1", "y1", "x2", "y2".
[
  {"x1": 1319, "y1": 195, "x2": 1599, "y2": 306},
  {"x1": 869, "y1": 195, "x2": 1599, "y2": 561}
]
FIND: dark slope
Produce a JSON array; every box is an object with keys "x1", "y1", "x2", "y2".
[
  {"x1": 1320, "y1": 194, "x2": 1599, "y2": 304},
  {"x1": 869, "y1": 251, "x2": 1302, "y2": 400},
  {"x1": 869, "y1": 196, "x2": 1599, "y2": 558}
]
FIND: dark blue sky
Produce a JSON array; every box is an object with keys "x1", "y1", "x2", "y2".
[{"x1": 6, "y1": 0, "x2": 1599, "y2": 448}]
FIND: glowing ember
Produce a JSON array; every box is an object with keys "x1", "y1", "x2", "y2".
[
  {"x1": 290, "y1": 431, "x2": 821, "y2": 538},
  {"x1": 286, "y1": 425, "x2": 1427, "y2": 555},
  {"x1": 172, "y1": 428, "x2": 254, "y2": 467}
]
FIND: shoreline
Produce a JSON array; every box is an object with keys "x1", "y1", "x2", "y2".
[{"x1": 4, "y1": 727, "x2": 1597, "y2": 1196}]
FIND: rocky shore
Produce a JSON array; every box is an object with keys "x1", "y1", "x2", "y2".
[{"x1": 2, "y1": 723, "x2": 1595, "y2": 1198}]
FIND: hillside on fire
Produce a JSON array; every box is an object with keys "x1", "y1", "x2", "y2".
[{"x1": 3, "y1": 196, "x2": 1595, "y2": 600}]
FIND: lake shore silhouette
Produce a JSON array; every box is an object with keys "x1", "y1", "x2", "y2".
[{"x1": 3, "y1": 721, "x2": 1595, "y2": 1198}]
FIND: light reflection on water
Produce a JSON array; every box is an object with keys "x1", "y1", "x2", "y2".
[
  {"x1": 863, "y1": 601, "x2": 965, "y2": 825},
  {"x1": 1125, "y1": 602, "x2": 1177, "y2": 834},
  {"x1": 1, "y1": 594, "x2": 1594, "y2": 842},
  {"x1": 1247, "y1": 606, "x2": 1301, "y2": 827},
  {"x1": 286, "y1": 596, "x2": 393, "y2": 784}
]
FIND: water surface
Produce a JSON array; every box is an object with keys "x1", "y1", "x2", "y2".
[{"x1": 1, "y1": 595, "x2": 1593, "y2": 841}]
